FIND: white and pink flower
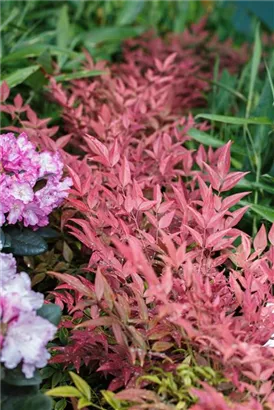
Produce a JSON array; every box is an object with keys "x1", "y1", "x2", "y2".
[
  {"x1": 0, "y1": 253, "x2": 57, "y2": 378},
  {"x1": 0, "y1": 132, "x2": 72, "y2": 228}
]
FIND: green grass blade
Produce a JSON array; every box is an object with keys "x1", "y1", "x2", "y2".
[
  {"x1": 1, "y1": 65, "x2": 40, "y2": 88},
  {"x1": 55, "y1": 70, "x2": 105, "y2": 82},
  {"x1": 1, "y1": 45, "x2": 79, "y2": 64},
  {"x1": 0, "y1": 7, "x2": 19, "y2": 32},
  {"x1": 195, "y1": 114, "x2": 272, "y2": 126},
  {"x1": 116, "y1": 0, "x2": 145, "y2": 26},
  {"x1": 246, "y1": 23, "x2": 262, "y2": 119},
  {"x1": 188, "y1": 128, "x2": 246, "y2": 155},
  {"x1": 57, "y1": 4, "x2": 70, "y2": 67},
  {"x1": 240, "y1": 202, "x2": 274, "y2": 223}
]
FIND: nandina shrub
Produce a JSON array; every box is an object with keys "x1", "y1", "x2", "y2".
[
  {"x1": 49, "y1": 18, "x2": 248, "y2": 148},
  {"x1": 48, "y1": 138, "x2": 274, "y2": 408},
  {"x1": 1, "y1": 21, "x2": 272, "y2": 409}
]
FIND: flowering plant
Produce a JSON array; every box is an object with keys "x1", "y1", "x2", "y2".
[
  {"x1": 0, "y1": 132, "x2": 72, "y2": 256},
  {"x1": 0, "y1": 132, "x2": 72, "y2": 229},
  {"x1": 0, "y1": 252, "x2": 61, "y2": 410}
]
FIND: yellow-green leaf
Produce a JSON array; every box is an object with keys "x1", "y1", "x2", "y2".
[
  {"x1": 69, "y1": 372, "x2": 91, "y2": 400},
  {"x1": 45, "y1": 386, "x2": 82, "y2": 398},
  {"x1": 77, "y1": 397, "x2": 92, "y2": 409}
]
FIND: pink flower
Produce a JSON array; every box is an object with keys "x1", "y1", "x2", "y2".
[
  {"x1": 0, "y1": 132, "x2": 72, "y2": 228},
  {"x1": 1, "y1": 308, "x2": 56, "y2": 378},
  {"x1": 0, "y1": 253, "x2": 17, "y2": 285},
  {"x1": 0, "y1": 253, "x2": 57, "y2": 378}
]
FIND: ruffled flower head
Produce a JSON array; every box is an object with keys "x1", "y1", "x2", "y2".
[
  {"x1": 0, "y1": 253, "x2": 57, "y2": 378},
  {"x1": 0, "y1": 132, "x2": 72, "y2": 228}
]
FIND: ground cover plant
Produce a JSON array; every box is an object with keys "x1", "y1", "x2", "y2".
[{"x1": 0, "y1": 1, "x2": 274, "y2": 410}]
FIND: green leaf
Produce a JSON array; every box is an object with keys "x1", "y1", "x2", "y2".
[
  {"x1": 101, "y1": 391, "x2": 123, "y2": 409},
  {"x1": 36, "y1": 227, "x2": 60, "y2": 239},
  {"x1": 3, "y1": 368, "x2": 41, "y2": 387},
  {"x1": 37, "y1": 304, "x2": 62, "y2": 326},
  {"x1": 57, "y1": 5, "x2": 70, "y2": 49},
  {"x1": 195, "y1": 114, "x2": 272, "y2": 126},
  {"x1": 56, "y1": 5, "x2": 70, "y2": 67},
  {"x1": 116, "y1": 1, "x2": 145, "y2": 26},
  {"x1": 54, "y1": 398, "x2": 67, "y2": 410},
  {"x1": 46, "y1": 386, "x2": 82, "y2": 398},
  {"x1": 246, "y1": 23, "x2": 262, "y2": 118},
  {"x1": 54, "y1": 69, "x2": 104, "y2": 82},
  {"x1": 84, "y1": 26, "x2": 144, "y2": 46},
  {"x1": 0, "y1": 7, "x2": 19, "y2": 32},
  {"x1": 77, "y1": 397, "x2": 92, "y2": 409},
  {"x1": 1, "y1": 45, "x2": 79, "y2": 64},
  {"x1": 0, "y1": 65, "x2": 40, "y2": 89},
  {"x1": 69, "y1": 372, "x2": 91, "y2": 400},
  {"x1": 5, "y1": 228, "x2": 48, "y2": 256},
  {"x1": 188, "y1": 128, "x2": 223, "y2": 148},
  {"x1": 237, "y1": 177, "x2": 274, "y2": 195},
  {"x1": 240, "y1": 201, "x2": 274, "y2": 222},
  {"x1": 0, "y1": 228, "x2": 5, "y2": 250},
  {"x1": 188, "y1": 128, "x2": 246, "y2": 155},
  {"x1": 40, "y1": 367, "x2": 56, "y2": 380},
  {"x1": 20, "y1": 394, "x2": 53, "y2": 410}
]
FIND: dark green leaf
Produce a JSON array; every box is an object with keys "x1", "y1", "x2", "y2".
[
  {"x1": 3, "y1": 368, "x2": 41, "y2": 387},
  {"x1": 18, "y1": 394, "x2": 52, "y2": 410},
  {"x1": 6, "y1": 228, "x2": 48, "y2": 256},
  {"x1": 36, "y1": 227, "x2": 60, "y2": 239},
  {"x1": 37, "y1": 303, "x2": 62, "y2": 326},
  {"x1": 0, "y1": 228, "x2": 5, "y2": 250}
]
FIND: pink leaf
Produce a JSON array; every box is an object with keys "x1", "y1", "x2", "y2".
[
  {"x1": 217, "y1": 141, "x2": 231, "y2": 179},
  {"x1": 158, "y1": 210, "x2": 175, "y2": 229},
  {"x1": 206, "y1": 228, "x2": 231, "y2": 248},
  {"x1": 254, "y1": 224, "x2": 267, "y2": 254},
  {"x1": 221, "y1": 191, "x2": 250, "y2": 210},
  {"x1": 109, "y1": 139, "x2": 120, "y2": 167},
  {"x1": 269, "y1": 224, "x2": 274, "y2": 246},
  {"x1": 202, "y1": 162, "x2": 220, "y2": 191},
  {"x1": 221, "y1": 171, "x2": 249, "y2": 192},
  {"x1": 66, "y1": 165, "x2": 81, "y2": 192},
  {"x1": 188, "y1": 206, "x2": 205, "y2": 228},
  {"x1": 184, "y1": 225, "x2": 203, "y2": 247},
  {"x1": 0, "y1": 81, "x2": 10, "y2": 102},
  {"x1": 119, "y1": 156, "x2": 131, "y2": 187},
  {"x1": 95, "y1": 268, "x2": 105, "y2": 301}
]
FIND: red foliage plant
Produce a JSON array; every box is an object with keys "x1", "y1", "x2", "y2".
[
  {"x1": 49, "y1": 18, "x2": 248, "y2": 147},
  {"x1": 48, "y1": 135, "x2": 274, "y2": 407},
  {"x1": 1, "y1": 20, "x2": 274, "y2": 409}
]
